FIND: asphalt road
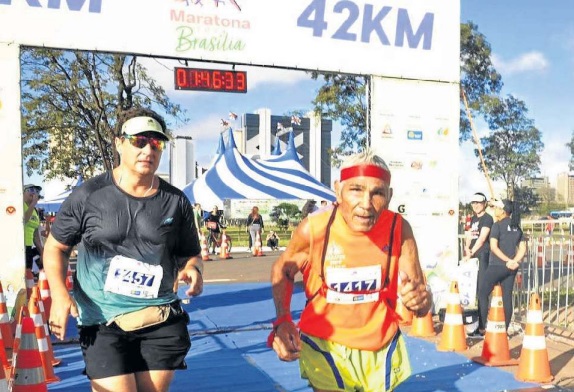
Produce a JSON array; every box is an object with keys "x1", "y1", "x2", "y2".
[{"x1": 201, "y1": 248, "x2": 285, "y2": 284}]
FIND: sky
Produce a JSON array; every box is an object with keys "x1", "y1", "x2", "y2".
[{"x1": 32, "y1": 1, "x2": 574, "y2": 203}]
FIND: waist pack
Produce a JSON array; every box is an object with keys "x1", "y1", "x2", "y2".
[{"x1": 113, "y1": 303, "x2": 178, "y2": 332}]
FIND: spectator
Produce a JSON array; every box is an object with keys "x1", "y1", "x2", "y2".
[
  {"x1": 266, "y1": 230, "x2": 280, "y2": 251},
  {"x1": 23, "y1": 184, "x2": 44, "y2": 271},
  {"x1": 205, "y1": 205, "x2": 222, "y2": 254},
  {"x1": 477, "y1": 199, "x2": 526, "y2": 334},
  {"x1": 464, "y1": 192, "x2": 494, "y2": 336},
  {"x1": 246, "y1": 206, "x2": 264, "y2": 251},
  {"x1": 301, "y1": 199, "x2": 318, "y2": 220},
  {"x1": 193, "y1": 203, "x2": 204, "y2": 237},
  {"x1": 545, "y1": 215, "x2": 555, "y2": 236}
]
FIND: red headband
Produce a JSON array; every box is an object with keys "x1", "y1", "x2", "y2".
[{"x1": 340, "y1": 164, "x2": 391, "y2": 183}]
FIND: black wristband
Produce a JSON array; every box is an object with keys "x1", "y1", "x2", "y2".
[{"x1": 192, "y1": 265, "x2": 203, "y2": 276}]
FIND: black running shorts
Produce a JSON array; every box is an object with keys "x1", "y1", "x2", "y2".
[{"x1": 78, "y1": 303, "x2": 191, "y2": 380}]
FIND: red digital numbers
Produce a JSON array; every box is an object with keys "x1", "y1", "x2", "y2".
[{"x1": 174, "y1": 67, "x2": 247, "y2": 93}]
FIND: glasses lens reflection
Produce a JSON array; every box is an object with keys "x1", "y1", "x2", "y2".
[{"x1": 123, "y1": 134, "x2": 166, "y2": 151}]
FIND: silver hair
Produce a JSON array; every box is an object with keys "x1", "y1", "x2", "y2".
[{"x1": 340, "y1": 149, "x2": 390, "y2": 173}]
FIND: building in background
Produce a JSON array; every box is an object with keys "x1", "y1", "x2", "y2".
[
  {"x1": 556, "y1": 172, "x2": 574, "y2": 204},
  {"x1": 169, "y1": 136, "x2": 195, "y2": 190},
  {"x1": 235, "y1": 108, "x2": 332, "y2": 188},
  {"x1": 522, "y1": 176, "x2": 555, "y2": 203}
]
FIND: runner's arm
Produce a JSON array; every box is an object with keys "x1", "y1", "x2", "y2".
[
  {"x1": 269, "y1": 219, "x2": 310, "y2": 361},
  {"x1": 43, "y1": 234, "x2": 78, "y2": 340}
]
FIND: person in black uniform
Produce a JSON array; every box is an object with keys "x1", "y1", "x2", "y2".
[
  {"x1": 478, "y1": 198, "x2": 526, "y2": 333},
  {"x1": 464, "y1": 192, "x2": 494, "y2": 336}
]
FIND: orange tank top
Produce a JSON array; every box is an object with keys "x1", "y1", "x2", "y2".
[{"x1": 298, "y1": 208, "x2": 402, "y2": 351}]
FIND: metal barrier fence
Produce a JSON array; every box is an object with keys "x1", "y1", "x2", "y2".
[{"x1": 458, "y1": 230, "x2": 574, "y2": 331}]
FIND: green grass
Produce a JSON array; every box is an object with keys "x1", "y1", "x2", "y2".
[{"x1": 208, "y1": 225, "x2": 295, "y2": 248}]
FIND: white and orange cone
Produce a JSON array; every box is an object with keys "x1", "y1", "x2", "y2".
[
  {"x1": 472, "y1": 285, "x2": 518, "y2": 366},
  {"x1": 0, "y1": 358, "x2": 7, "y2": 392},
  {"x1": 30, "y1": 287, "x2": 61, "y2": 368},
  {"x1": 11, "y1": 316, "x2": 47, "y2": 392},
  {"x1": 410, "y1": 310, "x2": 436, "y2": 337},
  {"x1": 253, "y1": 232, "x2": 264, "y2": 257},
  {"x1": 28, "y1": 299, "x2": 59, "y2": 383},
  {"x1": 38, "y1": 272, "x2": 52, "y2": 322},
  {"x1": 219, "y1": 231, "x2": 232, "y2": 259},
  {"x1": 437, "y1": 281, "x2": 467, "y2": 352},
  {"x1": 0, "y1": 281, "x2": 14, "y2": 351},
  {"x1": 516, "y1": 293, "x2": 553, "y2": 383},
  {"x1": 0, "y1": 329, "x2": 10, "y2": 373},
  {"x1": 25, "y1": 269, "x2": 35, "y2": 300},
  {"x1": 200, "y1": 233, "x2": 212, "y2": 261}
]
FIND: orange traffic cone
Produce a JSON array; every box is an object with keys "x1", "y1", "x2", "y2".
[
  {"x1": 25, "y1": 269, "x2": 35, "y2": 300},
  {"x1": 38, "y1": 272, "x2": 52, "y2": 322},
  {"x1": 0, "y1": 358, "x2": 7, "y2": 392},
  {"x1": 410, "y1": 310, "x2": 436, "y2": 337},
  {"x1": 396, "y1": 297, "x2": 413, "y2": 326},
  {"x1": 30, "y1": 287, "x2": 61, "y2": 368},
  {"x1": 472, "y1": 285, "x2": 518, "y2": 366},
  {"x1": 10, "y1": 304, "x2": 28, "y2": 371},
  {"x1": 11, "y1": 316, "x2": 47, "y2": 392},
  {"x1": 65, "y1": 264, "x2": 74, "y2": 292},
  {"x1": 0, "y1": 281, "x2": 14, "y2": 351},
  {"x1": 0, "y1": 329, "x2": 10, "y2": 372},
  {"x1": 28, "y1": 299, "x2": 59, "y2": 383},
  {"x1": 253, "y1": 232, "x2": 264, "y2": 257},
  {"x1": 516, "y1": 293, "x2": 553, "y2": 383},
  {"x1": 200, "y1": 233, "x2": 212, "y2": 261},
  {"x1": 219, "y1": 231, "x2": 232, "y2": 259},
  {"x1": 437, "y1": 281, "x2": 467, "y2": 352}
]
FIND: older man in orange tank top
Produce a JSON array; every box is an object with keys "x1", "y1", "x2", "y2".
[{"x1": 269, "y1": 149, "x2": 432, "y2": 392}]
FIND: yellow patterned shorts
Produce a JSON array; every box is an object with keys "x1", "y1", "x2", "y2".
[{"x1": 299, "y1": 331, "x2": 411, "y2": 392}]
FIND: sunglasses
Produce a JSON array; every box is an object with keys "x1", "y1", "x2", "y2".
[{"x1": 122, "y1": 134, "x2": 166, "y2": 151}]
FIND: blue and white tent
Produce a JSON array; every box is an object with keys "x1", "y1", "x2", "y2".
[
  {"x1": 182, "y1": 129, "x2": 335, "y2": 207},
  {"x1": 37, "y1": 176, "x2": 83, "y2": 214}
]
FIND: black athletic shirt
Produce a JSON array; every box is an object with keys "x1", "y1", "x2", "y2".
[{"x1": 51, "y1": 171, "x2": 200, "y2": 325}]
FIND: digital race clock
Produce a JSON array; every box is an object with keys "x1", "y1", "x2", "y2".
[{"x1": 174, "y1": 67, "x2": 247, "y2": 93}]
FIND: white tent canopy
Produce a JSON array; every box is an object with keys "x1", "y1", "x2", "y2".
[
  {"x1": 182, "y1": 129, "x2": 335, "y2": 208},
  {"x1": 37, "y1": 176, "x2": 83, "y2": 214}
]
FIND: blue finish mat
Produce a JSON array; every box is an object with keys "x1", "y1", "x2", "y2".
[{"x1": 47, "y1": 283, "x2": 538, "y2": 391}]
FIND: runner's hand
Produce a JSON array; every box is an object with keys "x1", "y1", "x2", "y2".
[
  {"x1": 178, "y1": 264, "x2": 203, "y2": 297},
  {"x1": 398, "y1": 270, "x2": 432, "y2": 317},
  {"x1": 272, "y1": 322, "x2": 301, "y2": 362},
  {"x1": 49, "y1": 292, "x2": 78, "y2": 340}
]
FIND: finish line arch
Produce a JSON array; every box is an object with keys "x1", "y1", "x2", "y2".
[{"x1": 0, "y1": 0, "x2": 460, "y2": 313}]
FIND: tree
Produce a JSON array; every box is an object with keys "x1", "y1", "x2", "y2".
[
  {"x1": 309, "y1": 72, "x2": 367, "y2": 165},
  {"x1": 269, "y1": 203, "x2": 301, "y2": 227},
  {"x1": 513, "y1": 186, "x2": 539, "y2": 216},
  {"x1": 565, "y1": 130, "x2": 574, "y2": 171},
  {"x1": 459, "y1": 22, "x2": 503, "y2": 142},
  {"x1": 479, "y1": 95, "x2": 543, "y2": 198},
  {"x1": 20, "y1": 48, "x2": 188, "y2": 181},
  {"x1": 310, "y1": 22, "x2": 503, "y2": 162}
]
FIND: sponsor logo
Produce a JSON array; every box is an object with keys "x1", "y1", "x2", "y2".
[
  {"x1": 388, "y1": 160, "x2": 404, "y2": 169},
  {"x1": 407, "y1": 130, "x2": 423, "y2": 140}
]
